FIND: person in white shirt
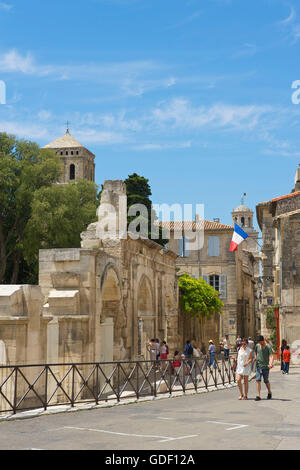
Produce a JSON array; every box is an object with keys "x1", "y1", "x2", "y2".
[
  {"x1": 235, "y1": 338, "x2": 253, "y2": 400},
  {"x1": 221, "y1": 334, "x2": 231, "y2": 361}
]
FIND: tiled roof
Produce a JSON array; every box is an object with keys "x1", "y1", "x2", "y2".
[
  {"x1": 158, "y1": 220, "x2": 233, "y2": 231},
  {"x1": 43, "y1": 131, "x2": 85, "y2": 149},
  {"x1": 257, "y1": 190, "x2": 300, "y2": 206},
  {"x1": 271, "y1": 191, "x2": 300, "y2": 203}
]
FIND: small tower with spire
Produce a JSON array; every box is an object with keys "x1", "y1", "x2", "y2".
[
  {"x1": 43, "y1": 126, "x2": 95, "y2": 184},
  {"x1": 231, "y1": 193, "x2": 254, "y2": 232}
]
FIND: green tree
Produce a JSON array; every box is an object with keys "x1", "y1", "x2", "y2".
[
  {"x1": 24, "y1": 180, "x2": 98, "y2": 272},
  {"x1": 0, "y1": 132, "x2": 99, "y2": 284},
  {"x1": 124, "y1": 173, "x2": 167, "y2": 246},
  {"x1": 0, "y1": 133, "x2": 61, "y2": 283},
  {"x1": 179, "y1": 274, "x2": 224, "y2": 318},
  {"x1": 179, "y1": 274, "x2": 224, "y2": 341}
]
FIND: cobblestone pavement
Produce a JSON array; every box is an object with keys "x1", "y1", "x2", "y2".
[{"x1": 0, "y1": 366, "x2": 299, "y2": 450}]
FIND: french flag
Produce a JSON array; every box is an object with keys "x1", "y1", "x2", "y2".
[{"x1": 229, "y1": 223, "x2": 249, "y2": 252}]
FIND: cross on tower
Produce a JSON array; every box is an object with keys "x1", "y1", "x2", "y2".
[{"x1": 65, "y1": 121, "x2": 71, "y2": 134}]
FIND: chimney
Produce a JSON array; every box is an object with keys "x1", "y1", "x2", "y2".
[{"x1": 294, "y1": 164, "x2": 300, "y2": 192}]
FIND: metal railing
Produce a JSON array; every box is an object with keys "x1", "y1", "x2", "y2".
[{"x1": 0, "y1": 355, "x2": 254, "y2": 416}]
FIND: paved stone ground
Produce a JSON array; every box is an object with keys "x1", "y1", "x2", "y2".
[{"x1": 0, "y1": 366, "x2": 299, "y2": 450}]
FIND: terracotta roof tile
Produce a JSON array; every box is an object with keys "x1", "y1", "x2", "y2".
[
  {"x1": 158, "y1": 220, "x2": 233, "y2": 231},
  {"x1": 271, "y1": 191, "x2": 300, "y2": 203},
  {"x1": 258, "y1": 190, "x2": 300, "y2": 206}
]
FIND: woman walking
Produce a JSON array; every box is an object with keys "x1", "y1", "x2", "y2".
[{"x1": 235, "y1": 338, "x2": 253, "y2": 400}]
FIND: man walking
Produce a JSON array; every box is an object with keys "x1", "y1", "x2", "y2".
[
  {"x1": 255, "y1": 335, "x2": 273, "y2": 401},
  {"x1": 208, "y1": 340, "x2": 217, "y2": 369}
]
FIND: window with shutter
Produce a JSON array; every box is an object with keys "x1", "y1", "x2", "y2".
[
  {"x1": 208, "y1": 236, "x2": 220, "y2": 257},
  {"x1": 219, "y1": 274, "x2": 227, "y2": 299},
  {"x1": 179, "y1": 238, "x2": 183, "y2": 257},
  {"x1": 209, "y1": 275, "x2": 219, "y2": 291},
  {"x1": 202, "y1": 274, "x2": 209, "y2": 284},
  {"x1": 184, "y1": 236, "x2": 190, "y2": 257},
  {"x1": 179, "y1": 236, "x2": 190, "y2": 257}
]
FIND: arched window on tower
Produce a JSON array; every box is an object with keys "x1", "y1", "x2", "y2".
[
  {"x1": 70, "y1": 164, "x2": 75, "y2": 180},
  {"x1": 241, "y1": 217, "x2": 245, "y2": 227},
  {"x1": 248, "y1": 217, "x2": 251, "y2": 227}
]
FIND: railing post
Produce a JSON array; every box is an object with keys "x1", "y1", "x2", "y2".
[
  {"x1": 153, "y1": 362, "x2": 157, "y2": 398},
  {"x1": 117, "y1": 363, "x2": 120, "y2": 402},
  {"x1": 71, "y1": 365, "x2": 75, "y2": 407},
  {"x1": 13, "y1": 367, "x2": 18, "y2": 415},
  {"x1": 44, "y1": 365, "x2": 48, "y2": 411},
  {"x1": 214, "y1": 358, "x2": 217, "y2": 387},
  {"x1": 95, "y1": 363, "x2": 99, "y2": 405},
  {"x1": 136, "y1": 362, "x2": 139, "y2": 400},
  {"x1": 182, "y1": 361, "x2": 185, "y2": 393},
  {"x1": 222, "y1": 358, "x2": 225, "y2": 386}
]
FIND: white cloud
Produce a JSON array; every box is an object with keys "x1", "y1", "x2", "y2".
[
  {"x1": 278, "y1": 6, "x2": 296, "y2": 25},
  {"x1": 38, "y1": 110, "x2": 53, "y2": 121},
  {"x1": 232, "y1": 43, "x2": 257, "y2": 59},
  {"x1": 150, "y1": 98, "x2": 271, "y2": 131},
  {"x1": 276, "y1": 6, "x2": 300, "y2": 44},
  {"x1": 0, "y1": 49, "x2": 35, "y2": 74},
  {"x1": 0, "y1": 2, "x2": 13, "y2": 10},
  {"x1": 0, "y1": 49, "x2": 175, "y2": 96},
  {"x1": 167, "y1": 10, "x2": 202, "y2": 29},
  {"x1": 131, "y1": 141, "x2": 192, "y2": 151},
  {"x1": 0, "y1": 121, "x2": 49, "y2": 139},
  {"x1": 263, "y1": 149, "x2": 300, "y2": 158}
]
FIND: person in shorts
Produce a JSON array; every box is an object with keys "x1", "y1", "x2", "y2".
[
  {"x1": 235, "y1": 338, "x2": 253, "y2": 400},
  {"x1": 282, "y1": 345, "x2": 291, "y2": 374},
  {"x1": 221, "y1": 334, "x2": 231, "y2": 361},
  {"x1": 255, "y1": 335, "x2": 273, "y2": 401}
]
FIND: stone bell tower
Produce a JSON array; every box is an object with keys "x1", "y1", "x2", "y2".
[
  {"x1": 232, "y1": 195, "x2": 254, "y2": 232},
  {"x1": 43, "y1": 127, "x2": 95, "y2": 184},
  {"x1": 232, "y1": 195, "x2": 258, "y2": 253}
]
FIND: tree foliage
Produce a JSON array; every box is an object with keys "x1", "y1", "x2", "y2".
[
  {"x1": 0, "y1": 133, "x2": 61, "y2": 284},
  {"x1": 179, "y1": 274, "x2": 224, "y2": 319},
  {"x1": 0, "y1": 132, "x2": 98, "y2": 284},
  {"x1": 24, "y1": 179, "x2": 98, "y2": 267},
  {"x1": 124, "y1": 173, "x2": 168, "y2": 247}
]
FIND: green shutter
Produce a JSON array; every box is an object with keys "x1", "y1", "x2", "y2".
[{"x1": 219, "y1": 274, "x2": 227, "y2": 299}]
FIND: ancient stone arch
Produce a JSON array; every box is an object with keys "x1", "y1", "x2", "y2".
[
  {"x1": 137, "y1": 275, "x2": 155, "y2": 357},
  {"x1": 100, "y1": 263, "x2": 126, "y2": 361}
]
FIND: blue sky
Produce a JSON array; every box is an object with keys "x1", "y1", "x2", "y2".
[{"x1": 1, "y1": 0, "x2": 300, "y2": 227}]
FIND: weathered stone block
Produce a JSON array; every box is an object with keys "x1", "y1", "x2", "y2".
[
  {"x1": 48, "y1": 289, "x2": 79, "y2": 315},
  {"x1": 0, "y1": 286, "x2": 23, "y2": 316}
]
